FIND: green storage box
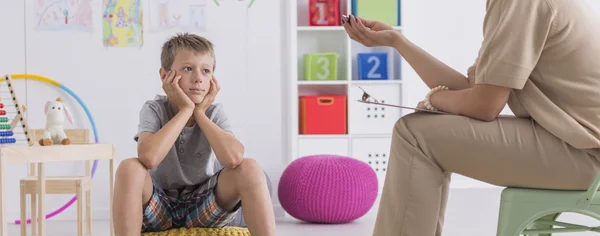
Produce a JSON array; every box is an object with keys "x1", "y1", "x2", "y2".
[
  {"x1": 303, "y1": 53, "x2": 339, "y2": 81},
  {"x1": 352, "y1": 0, "x2": 401, "y2": 26}
]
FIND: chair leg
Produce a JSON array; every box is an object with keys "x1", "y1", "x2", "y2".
[
  {"x1": 497, "y1": 200, "x2": 544, "y2": 236},
  {"x1": 497, "y1": 199, "x2": 562, "y2": 236},
  {"x1": 524, "y1": 213, "x2": 561, "y2": 236},
  {"x1": 77, "y1": 181, "x2": 83, "y2": 236},
  {"x1": 20, "y1": 183, "x2": 26, "y2": 236},
  {"x1": 31, "y1": 192, "x2": 36, "y2": 236},
  {"x1": 86, "y1": 189, "x2": 91, "y2": 236}
]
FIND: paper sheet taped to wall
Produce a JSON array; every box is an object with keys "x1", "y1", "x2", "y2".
[
  {"x1": 35, "y1": 0, "x2": 93, "y2": 31},
  {"x1": 148, "y1": 0, "x2": 208, "y2": 32},
  {"x1": 102, "y1": 0, "x2": 144, "y2": 48}
]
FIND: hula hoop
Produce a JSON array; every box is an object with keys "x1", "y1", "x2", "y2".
[{"x1": 7, "y1": 74, "x2": 100, "y2": 225}]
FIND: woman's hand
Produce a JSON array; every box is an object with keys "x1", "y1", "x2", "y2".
[{"x1": 342, "y1": 15, "x2": 401, "y2": 47}]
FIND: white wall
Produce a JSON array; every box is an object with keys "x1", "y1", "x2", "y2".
[
  {"x1": 400, "y1": 0, "x2": 600, "y2": 188},
  {"x1": 1, "y1": 0, "x2": 283, "y2": 222},
  {"x1": 3, "y1": 0, "x2": 600, "y2": 225}
]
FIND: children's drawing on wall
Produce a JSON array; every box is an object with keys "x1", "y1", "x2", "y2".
[
  {"x1": 35, "y1": 0, "x2": 93, "y2": 31},
  {"x1": 148, "y1": 0, "x2": 207, "y2": 32},
  {"x1": 189, "y1": 5, "x2": 207, "y2": 30},
  {"x1": 102, "y1": 0, "x2": 143, "y2": 47}
]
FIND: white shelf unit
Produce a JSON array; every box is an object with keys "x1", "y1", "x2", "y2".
[{"x1": 285, "y1": 0, "x2": 404, "y2": 192}]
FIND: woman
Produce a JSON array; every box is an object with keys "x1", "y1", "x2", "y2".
[{"x1": 343, "y1": 0, "x2": 600, "y2": 235}]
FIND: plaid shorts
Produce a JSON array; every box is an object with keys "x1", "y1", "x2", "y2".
[{"x1": 141, "y1": 170, "x2": 242, "y2": 233}]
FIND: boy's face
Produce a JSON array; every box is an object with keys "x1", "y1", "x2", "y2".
[{"x1": 160, "y1": 49, "x2": 215, "y2": 104}]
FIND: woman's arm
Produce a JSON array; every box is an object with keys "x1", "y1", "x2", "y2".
[
  {"x1": 343, "y1": 16, "x2": 472, "y2": 90},
  {"x1": 429, "y1": 84, "x2": 511, "y2": 121},
  {"x1": 392, "y1": 34, "x2": 471, "y2": 90}
]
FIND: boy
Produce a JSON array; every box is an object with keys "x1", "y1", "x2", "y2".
[{"x1": 112, "y1": 33, "x2": 276, "y2": 236}]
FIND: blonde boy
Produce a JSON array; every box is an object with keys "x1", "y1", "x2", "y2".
[{"x1": 112, "y1": 33, "x2": 276, "y2": 236}]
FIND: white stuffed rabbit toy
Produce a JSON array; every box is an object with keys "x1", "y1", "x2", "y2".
[{"x1": 39, "y1": 97, "x2": 74, "y2": 146}]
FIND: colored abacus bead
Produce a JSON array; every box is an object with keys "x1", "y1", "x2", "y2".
[
  {"x1": 0, "y1": 138, "x2": 16, "y2": 144},
  {"x1": 0, "y1": 131, "x2": 13, "y2": 137},
  {"x1": 0, "y1": 117, "x2": 7, "y2": 123},
  {"x1": 0, "y1": 103, "x2": 4, "y2": 108},
  {"x1": 0, "y1": 110, "x2": 5, "y2": 115},
  {"x1": 0, "y1": 124, "x2": 11, "y2": 130}
]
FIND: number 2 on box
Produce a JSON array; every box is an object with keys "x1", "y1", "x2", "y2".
[
  {"x1": 367, "y1": 56, "x2": 382, "y2": 79},
  {"x1": 316, "y1": 56, "x2": 330, "y2": 80}
]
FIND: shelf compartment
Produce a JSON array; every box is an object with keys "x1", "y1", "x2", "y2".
[
  {"x1": 348, "y1": 84, "x2": 402, "y2": 134},
  {"x1": 298, "y1": 32, "x2": 349, "y2": 82},
  {"x1": 298, "y1": 84, "x2": 348, "y2": 96},
  {"x1": 351, "y1": 137, "x2": 393, "y2": 192}
]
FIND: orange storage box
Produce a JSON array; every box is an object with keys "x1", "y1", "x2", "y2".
[{"x1": 299, "y1": 95, "x2": 347, "y2": 134}]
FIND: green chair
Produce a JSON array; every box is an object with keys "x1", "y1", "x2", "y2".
[{"x1": 496, "y1": 172, "x2": 600, "y2": 235}]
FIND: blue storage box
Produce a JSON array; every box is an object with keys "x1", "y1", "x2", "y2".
[{"x1": 357, "y1": 53, "x2": 389, "y2": 80}]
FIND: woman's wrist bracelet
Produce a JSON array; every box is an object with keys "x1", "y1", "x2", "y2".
[{"x1": 423, "y1": 85, "x2": 449, "y2": 111}]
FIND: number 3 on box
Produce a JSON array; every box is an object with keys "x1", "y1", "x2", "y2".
[
  {"x1": 305, "y1": 53, "x2": 337, "y2": 81},
  {"x1": 316, "y1": 56, "x2": 330, "y2": 80}
]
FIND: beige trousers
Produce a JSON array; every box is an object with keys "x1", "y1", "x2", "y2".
[{"x1": 372, "y1": 113, "x2": 600, "y2": 236}]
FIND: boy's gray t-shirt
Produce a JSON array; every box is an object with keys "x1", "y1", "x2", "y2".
[{"x1": 134, "y1": 95, "x2": 229, "y2": 197}]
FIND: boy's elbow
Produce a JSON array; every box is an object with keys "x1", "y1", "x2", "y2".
[
  {"x1": 224, "y1": 154, "x2": 244, "y2": 169},
  {"x1": 227, "y1": 145, "x2": 245, "y2": 168},
  {"x1": 138, "y1": 155, "x2": 159, "y2": 169}
]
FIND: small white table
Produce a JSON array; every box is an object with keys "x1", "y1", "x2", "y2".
[{"x1": 0, "y1": 143, "x2": 116, "y2": 236}]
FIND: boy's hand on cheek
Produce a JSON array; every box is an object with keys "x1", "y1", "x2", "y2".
[
  {"x1": 162, "y1": 70, "x2": 195, "y2": 112},
  {"x1": 195, "y1": 76, "x2": 220, "y2": 113}
]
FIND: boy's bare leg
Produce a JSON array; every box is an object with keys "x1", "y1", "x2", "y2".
[
  {"x1": 215, "y1": 158, "x2": 276, "y2": 236},
  {"x1": 113, "y1": 158, "x2": 154, "y2": 236}
]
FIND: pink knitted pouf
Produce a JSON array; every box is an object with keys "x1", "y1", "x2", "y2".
[{"x1": 278, "y1": 154, "x2": 378, "y2": 224}]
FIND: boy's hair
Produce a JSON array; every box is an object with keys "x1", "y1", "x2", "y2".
[{"x1": 160, "y1": 32, "x2": 216, "y2": 70}]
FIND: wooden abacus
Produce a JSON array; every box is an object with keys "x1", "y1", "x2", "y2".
[{"x1": 0, "y1": 75, "x2": 33, "y2": 146}]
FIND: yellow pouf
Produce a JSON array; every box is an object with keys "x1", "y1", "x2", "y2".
[{"x1": 141, "y1": 227, "x2": 250, "y2": 236}]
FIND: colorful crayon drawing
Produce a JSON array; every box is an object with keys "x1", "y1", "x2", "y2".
[
  {"x1": 35, "y1": 0, "x2": 93, "y2": 32},
  {"x1": 148, "y1": 0, "x2": 207, "y2": 32},
  {"x1": 102, "y1": 0, "x2": 143, "y2": 48}
]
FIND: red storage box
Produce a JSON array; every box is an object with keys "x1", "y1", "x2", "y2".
[
  {"x1": 300, "y1": 95, "x2": 347, "y2": 134},
  {"x1": 309, "y1": 0, "x2": 340, "y2": 26}
]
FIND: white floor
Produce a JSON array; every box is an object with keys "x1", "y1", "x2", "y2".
[{"x1": 8, "y1": 188, "x2": 600, "y2": 235}]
